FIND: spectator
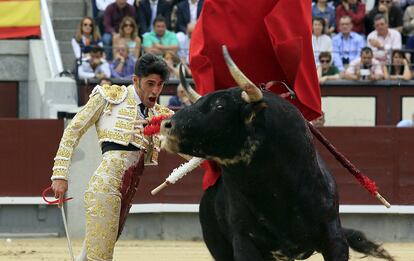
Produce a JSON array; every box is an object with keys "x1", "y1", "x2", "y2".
[
  {"x1": 317, "y1": 52, "x2": 341, "y2": 83},
  {"x1": 311, "y1": 111, "x2": 326, "y2": 127},
  {"x1": 175, "y1": 0, "x2": 203, "y2": 33},
  {"x1": 103, "y1": 0, "x2": 136, "y2": 60},
  {"x1": 71, "y1": 16, "x2": 103, "y2": 59},
  {"x1": 365, "y1": 0, "x2": 403, "y2": 33},
  {"x1": 404, "y1": 35, "x2": 414, "y2": 67},
  {"x1": 392, "y1": 0, "x2": 414, "y2": 10},
  {"x1": 95, "y1": 0, "x2": 135, "y2": 33},
  {"x1": 113, "y1": 16, "x2": 142, "y2": 59},
  {"x1": 99, "y1": 77, "x2": 113, "y2": 85},
  {"x1": 312, "y1": 0, "x2": 336, "y2": 34},
  {"x1": 110, "y1": 40, "x2": 136, "y2": 78},
  {"x1": 384, "y1": 49, "x2": 412, "y2": 80},
  {"x1": 143, "y1": 15, "x2": 178, "y2": 55},
  {"x1": 312, "y1": 17, "x2": 333, "y2": 65},
  {"x1": 137, "y1": 0, "x2": 172, "y2": 34},
  {"x1": 168, "y1": 84, "x2": 191, "y2": 108},
  {"x1": 332, "y1": 16, "x2": 366, "y2": 71},
  {"x1": 176, "y1": 21, "x2": 195, "y2": 63},
  {"x1": 367, "y1": 14, "x2": 402, "y2": 64},
  {"x1": 403, "y1": 4, "x2": 414, "y2": 36},
  {"x1": 163, "y1": 50, "x2": 180, "y2": 79},
  {"x1": 78, "y1": 46, "x2": 111, "y2": 80},
  {"x1": 396, "y1": 112, "x2": 414, "y2": 127},
  {"x1": 344, "y1": 47, "x2": 385, "y2": 80},
  {"x1": 335, "y1": 0, "x2": 366, "y2": 34}
]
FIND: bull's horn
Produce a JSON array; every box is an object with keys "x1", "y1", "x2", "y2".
[
  {"x1": 222, "y1": 45, "x2": 263, "y2": 103},
  {"x1": 179, "y1": 63, "x2": 201, "y2": 103}
]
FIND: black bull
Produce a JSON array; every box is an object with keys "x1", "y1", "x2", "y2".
[{"x1": 161, "y1": 87, "x2": 393, "y2": 261}]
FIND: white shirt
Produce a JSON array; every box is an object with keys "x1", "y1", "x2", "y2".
[
  {"x1": 367, "y1": 29, "x2": 402, "y2": 64},
  {"x1": 78, "y1": 58, "x2": 111, "y2": 80},
  {"x1": 150, "y1": 0, "x2": 159, "y2": 31},
  {"x1": 176, "y1": 31, "x2": 190, "y2": 63},
  {"x1": 189, "y1": 0, "x2": 199, "y2": 23},
  {"x1": 345, "y1": 57, "x2": 384, "y2": 79},
  {"x1": 396, "y1": 119, "x2": 413, "y2": 127},
  {"x1": 312, "y1": 34, "x2": 333, "y2": 65},
  {"x1": 96, "y1": 0, "x2": 135, "y2": 11}
]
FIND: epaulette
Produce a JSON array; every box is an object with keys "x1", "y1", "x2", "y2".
[
  {"x1": 155, "y1": 104, "x2": 174, "y2": 115},
  {"x1": 96, "y1": 84, "x2": 128, "y2": 104}
]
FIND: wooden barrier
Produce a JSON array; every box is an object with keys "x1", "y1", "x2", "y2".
[
  {"x1": 0, "y1": 82, "x2": 18, "y2": 117},
  {"x1": 77, "y1": 79, "x2": 414, "y2": 126},
  {"x1": 0, "y1": 119, "x2": 412, "y2": 206}
]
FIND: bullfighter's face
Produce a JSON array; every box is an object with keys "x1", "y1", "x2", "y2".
[
  {"x1": 133, "y1": 74, "x2": 165, "y2": 108},
  {"x1": 161, "y1": 88, "x2": 262, "y2": 164}
]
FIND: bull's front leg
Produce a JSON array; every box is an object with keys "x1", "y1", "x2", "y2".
[{"x1": 232, "y1": 233, "x2": 264, "y2": 261}]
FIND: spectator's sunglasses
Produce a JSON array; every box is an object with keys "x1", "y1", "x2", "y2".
[
  {"x1": 83, "y1": 22, "x2": 93, "y2": 27},
  {"x1": 379, "y1": 0, "x2": 392, "y2": 3},
  {"x1": 124, "y1": 23, "x2": 134, "y2": 28},
  {"x1": 320, "y1": 59, "x2": 331, "y2": 64}
]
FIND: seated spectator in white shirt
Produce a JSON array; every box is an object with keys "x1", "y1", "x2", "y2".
[
  {"x1": 312, "y1": 17, "x2": 333, "y2": 66},
  {"x1": 367, "y1": 14, "x2": 402, "y2": 64},
  {"x1": 396, "y1": 112, "x2": 414, "y2": 127},
  {"x1": 78, "y1": 46, "x2": 111, "y2": 80},
  {"x1": 343, "y1": 47, "x2": 385, "y2": 80}
]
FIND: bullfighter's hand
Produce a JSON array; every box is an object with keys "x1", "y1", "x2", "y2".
[{"x1": 51, "y1": 179, "x2": 68, "y2": 208}]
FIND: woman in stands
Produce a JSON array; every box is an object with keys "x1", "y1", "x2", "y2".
[
  {"x1": 384, "y1": 49, "x2": 412, "y2": 80},
  {"x1": 113, "y1": 16, "x2": 142, "y2": 60},
  {"x1": 71, "y1": 16, "x2": 103, "y2": 59},
  {"x1": 312, "y1": 17, "x2": 333, "y2": 66}
]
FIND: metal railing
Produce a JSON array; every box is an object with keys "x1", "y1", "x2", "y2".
[{"x1": 40, "y1": 0, "x2": 63, "y2": 77}]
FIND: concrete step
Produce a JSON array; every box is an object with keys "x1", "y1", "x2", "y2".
[
  {"x1": 53, "y1": 17, "x2": 82, "y2": 30},
  {"x1": 52, "y1": 0, "x2": 86, "y2": 18},
  {"x1": 59, "y1": 41, "x2": 73, "y2": 53},
  {"x1": 61, "y1": 52, "x2": 77, "y2": 71},
  {"x1": 55, "y1": 29, "x2": 76, "y2": 42}
]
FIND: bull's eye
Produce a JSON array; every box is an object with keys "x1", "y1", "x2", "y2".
[{"x1": 216, "y1": 104, "x2": 224, "y2": 111}]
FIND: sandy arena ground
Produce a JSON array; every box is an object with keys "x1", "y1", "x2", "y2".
[{"x1": 0, "y1": 238, "x2": 413, "y2": 261}]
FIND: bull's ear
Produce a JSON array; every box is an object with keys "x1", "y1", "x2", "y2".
[{"x1": 244, "y1": 101, "x2": 267, "y2": 125}]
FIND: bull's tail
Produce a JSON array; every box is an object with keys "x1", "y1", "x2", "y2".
[{"x1": 343, "y1": 228, "x2": 395, "y2": 261}]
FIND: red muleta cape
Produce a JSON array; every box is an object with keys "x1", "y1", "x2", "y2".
[{"x1": 189, "y1": 0, "x2": 321, "y2": 190}]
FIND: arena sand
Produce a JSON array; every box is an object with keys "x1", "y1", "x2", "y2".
[{"x1": 0, "y1": 238, "x2": 413, "y2": 260}]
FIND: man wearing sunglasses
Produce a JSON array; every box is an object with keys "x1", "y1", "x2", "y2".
[{"x1": 51, "y1": 53, "x2": 173, "y2": 261}]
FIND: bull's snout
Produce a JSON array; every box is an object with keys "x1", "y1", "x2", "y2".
[{"x1": 160, "y1": 119, "x2": 180, "y2": 153}]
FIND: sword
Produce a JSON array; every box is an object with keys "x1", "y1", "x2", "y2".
[
  {"x1": 60, "y1": 203, "x2": 75, "y2": 261},
  {"x1": 42, "y1": 186, "x2": 75, "y2": 260}
]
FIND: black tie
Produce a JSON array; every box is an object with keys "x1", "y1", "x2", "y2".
[{"x1": 139, "y1": 103, "x2": 147, "y2": 117}]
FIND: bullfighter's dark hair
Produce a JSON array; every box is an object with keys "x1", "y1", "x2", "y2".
[{"x1": 134, "y1": 53, "x2": 169, "y2": 81}]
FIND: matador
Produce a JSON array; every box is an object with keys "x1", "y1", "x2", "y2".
[{"x1": 51, "y1": 53, "x2": 173, "y2": 261}]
